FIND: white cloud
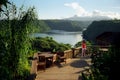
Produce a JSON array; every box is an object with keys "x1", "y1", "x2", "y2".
[
  {"x1": 64, "y1": 2, "x2": 88, "y2": 17},
  {"x1": 112, "y1": 6, "x2": 120, "y2": 9},
  {"x1": 64, "y1": 2, "x2": 120, "y2": 19},
  {"x1": 92, "y1": 10, "x2": 120, "y2": 19}
]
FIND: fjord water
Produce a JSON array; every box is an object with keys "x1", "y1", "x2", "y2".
[{"x1": 32, "y1": 30, "x2": 83, "y2": 47}]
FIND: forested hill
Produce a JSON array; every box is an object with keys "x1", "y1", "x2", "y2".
[
  {"x1": 43, "y1": 20, "x2": 91, "y2": 32},
  {"x1": 83, "y1": 20, "x2": 120, "y2": 43}
]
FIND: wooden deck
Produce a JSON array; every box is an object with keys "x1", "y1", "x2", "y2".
[{"x1": 35, "y1": 56, "x2": 91, "y2": 80}]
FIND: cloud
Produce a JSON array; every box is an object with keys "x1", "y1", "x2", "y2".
[
  {"x1": 64, "y1": 2, "x2": 88, "y2": 16},
  {"x1": 92, "y1": 10, "x2": 120, "y2": 19},
  {"x1": 112, "y1": 6, "x2": 120, "y2": 9},
  {"x1": 64, "y1": 2, "x2": 120, "y2": 19}
]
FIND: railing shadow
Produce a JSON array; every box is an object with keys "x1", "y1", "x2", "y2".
[{"x1": 70, "y1": 59, "x2": 89, "y2": 68}]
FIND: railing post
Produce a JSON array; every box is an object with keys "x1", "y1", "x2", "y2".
[{"x1": 72, "y1": 48, "x2": 75, "y2": 58}]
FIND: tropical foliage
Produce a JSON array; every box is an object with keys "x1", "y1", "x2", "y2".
[
  {"x1": 31, "y1": 37, "x2": 72, "y2": 53},
  {"x1": 82, "y1": 45, "x2": 120, "y2": 80},
  {"x1": 0, "y1": 3, "x2": 36, "y2": 80}
]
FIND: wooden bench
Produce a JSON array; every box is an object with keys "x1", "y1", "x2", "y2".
[{"x1": 57, "y1": 52, "x2": 67, "y2": 64}]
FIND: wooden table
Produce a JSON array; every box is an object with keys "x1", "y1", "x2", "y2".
[
  {"x1": 38, "y1": 52, "x2": 54, "y2": 58},
  {"x1": 38, "y1": 52, "x2": 54, "y2": 67}
]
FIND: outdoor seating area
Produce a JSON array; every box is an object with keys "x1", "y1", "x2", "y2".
[
  {"x1": 29, "y1": 45, "x2": 111, "y2": 80},
  {"x1": 36, "y1": 52, "x2": 67, "y2": 71},
  {"x1": 30, "y1": 47, "x2": 81, "y2": 74}
]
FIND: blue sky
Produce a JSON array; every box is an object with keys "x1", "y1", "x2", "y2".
[{"x1": 11, "y1": 0, "x2": 120, "y2": 19}]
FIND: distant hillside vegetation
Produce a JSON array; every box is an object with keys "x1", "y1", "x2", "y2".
[
  {"x1": 43, "y1": 20, "x2": 91, "y2": 32},
  {"x1": 32, "y1": 20, "x2": 50, "y2": 33},
  {"x1": 83, "y1": 20, "x2": 120, "y2": 43}
]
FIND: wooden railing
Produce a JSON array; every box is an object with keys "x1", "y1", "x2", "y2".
[
  {"x1": 74, "y1": 47, "x2": 81, "y2": 57},
  {"x1": 64, "y1": 47, "x2": 81, "y2": 59},
  {"x1": 64, "y1": 49, "x2": 73, "y2": 59},
  {"x1": 27, "y1": 53, "x2": 38, "y2": 80},
  {"x1": 63, "y1": 45, "x2": 110, "y2": 59}
]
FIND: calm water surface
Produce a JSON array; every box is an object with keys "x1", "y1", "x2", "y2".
[{"x1": 32, "y1": 30, "x2": 83, "y2": 47}]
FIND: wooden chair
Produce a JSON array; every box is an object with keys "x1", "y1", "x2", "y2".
[
  {"x1": 59, "y1": 53, "x2": 67, "y2": 64},
  {"x1": 52, "y1": 53, "x2": 59, "y2": 66},
  {"x1": 37, "y1": 56, "x2": 46, "y2": 71}
]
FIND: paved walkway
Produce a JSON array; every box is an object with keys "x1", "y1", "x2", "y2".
[{"x1": 35, "y1": 56, "x2": 92, "y2": 80}]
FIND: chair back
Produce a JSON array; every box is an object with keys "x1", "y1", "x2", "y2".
[
  {"x1": 53, "y1": 54, "x2": 58, "y2": 62},
  {"x1": 37, "y1": 56, "x2": 46, "y2": 71},
  {"x1": 38, "y1": 56, "x2": 46, "y2": 62}
]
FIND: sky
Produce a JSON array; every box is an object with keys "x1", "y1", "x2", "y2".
[{"x1": 10, "y1": 0, "x2": 120, "y2": 20}]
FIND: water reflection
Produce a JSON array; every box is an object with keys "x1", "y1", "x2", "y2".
[{"x1": 31, "y1": 31, "x2": 83, "y2": 47}]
